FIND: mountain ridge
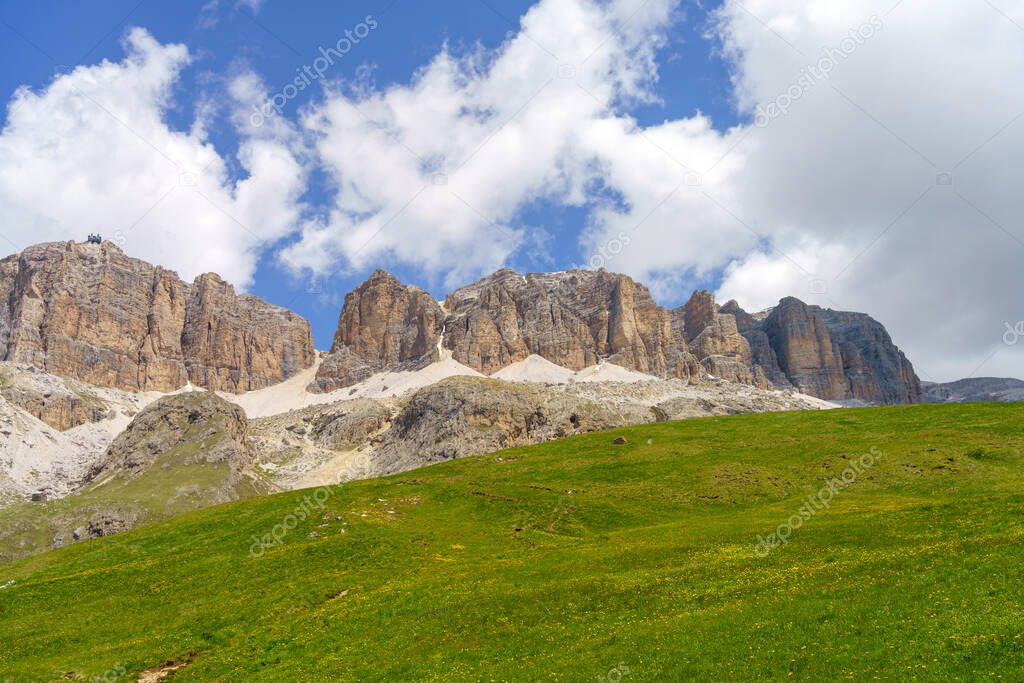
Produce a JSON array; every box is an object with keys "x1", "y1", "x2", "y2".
[
  {"x1": 0, "y1": 240, "x2": 315, "y2": 393},
  {"x1": 315, "y1": 269, "x2": 923, "y2": 404},
  {"x1": 1, "y1": 240, "x2": 922, "y2": 404}
]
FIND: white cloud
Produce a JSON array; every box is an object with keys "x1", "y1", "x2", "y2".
[
  {"x1": 711, "y1": 0, "x2": 1024, "y2": 381},
  {"x1": 275, "y1": 0, "x2": 1024, "y2": 380},
  {"x1": 0, "y1": 28, "x2": 306, "y2": 288},
  {"x1": 198, "y1": 0, "x2": 263, "y2": 29},
  {"x1": 198, "y1": 0, "x2": 221, "y2": 29},
  {"x1": 278, "y1": 0, "x2": 760, "y2": 288}
]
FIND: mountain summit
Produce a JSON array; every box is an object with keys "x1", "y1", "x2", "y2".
[
  {"x1": 0, "y1": 240, "x2": 921, "y2": 403},
  {"x1": 0, "y1": 241, "x2": 315, "y2": 393},
  {"x1": 314, "y1": 269, "x2": 922, "y2": 404}
]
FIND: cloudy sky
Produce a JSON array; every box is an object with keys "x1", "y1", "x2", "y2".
[{"x1": 0, "y1": 0, "x2": 1022, "y2": 381}]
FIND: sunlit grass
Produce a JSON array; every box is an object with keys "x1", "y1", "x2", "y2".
[{"x1": 1, "y1": 403, "x2": 1022, "y2": 680}]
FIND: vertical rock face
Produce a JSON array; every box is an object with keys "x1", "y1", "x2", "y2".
[
  {"x1": 311, "y1": 270, "x2": 444, "y2": 392},
  {"x1": 720, "y1": 300, "x2": 793, "y2": 390},
  {"x1": 808, "y1": 306, "x2": 922, "y2": 404},
  {"x1": 314, "y1": 267, "x2": 921, "y2": 404},
  {"x1": 725, "y1": 297, "x2": 922, "y2": 404},
  {"x1": 0, "y1": 241, "x2": 314, "y2": 393},
  {"x1": 674, "y1": 291, "x2": 769, "y2": 388},
  {"x1": 443, "y1": 269, "x2": 701, "y2": 379},
  {"x1": 760, "y1": 298, "x2": 851, "y2": 400},
  {"x1": 2, "y1": 241, "x2": 189, "y2": 390},
  {"x1": 182, "y1": 273, "x2": 316, "y2": 393}
]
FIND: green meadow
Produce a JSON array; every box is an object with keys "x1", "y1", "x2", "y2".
[{"x1": 1, "y1": 403, "x2": 1022, "y2": 680}]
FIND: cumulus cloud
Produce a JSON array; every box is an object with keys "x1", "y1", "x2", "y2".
[
  {"x1": 278, "y1": 0, "x2": 761, "y2": 288},
  {"x1": 0, "y1": 27, "x2": 305, "y2": 287},
  {"x1": 274, "y1": 0, "x2": 1023, "y2": 379},
  {"x1": 712, "y1": 0, "x2": 1024, "y2": 380}
]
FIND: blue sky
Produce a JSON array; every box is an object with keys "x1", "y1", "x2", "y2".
[
  {"x1": 0, "y1": 0, "x2": 1021, "y2": 381},
  {"x1": 0, "y1": 0, "x2": 733, "y2": 349}
]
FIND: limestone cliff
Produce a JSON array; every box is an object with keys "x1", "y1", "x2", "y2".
[
  {"x1": 0, "y1": 241, "x2": 314, "y2": 393},
  {"x1": 311, "y1": 269, "x2": 444, "y2": 392},
  {"x1": 314, "y1": 269, "x2": 920, "y2": 405},
  {"x1": 442, "y1": 269, "x2": 702, "y2": 380}
]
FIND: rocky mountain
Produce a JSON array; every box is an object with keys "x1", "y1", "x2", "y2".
[
  {"x1": 311, "y1": 270, "x2": 444, "y2": 392},
  {"x1": 442, "y1": 269, "x2": 701, "y2": 379},
  {"x1": 0, "y1": 241, "x2": 920, "y2": 404},
  {"x1": 1, "y1": 363, "x2": 110, "y2": 431},
  {"x1": 251, "y1": 374, "x2": 833, "y2": 489},
  {"x1": 316, "y1": 269, "x2": 921, "y2": 405},
  {"x1": 673, "y1": 290, "x2": 768, "y2": 388},
  {"x1": 0, "y1": 391, "x2": 272, "y2": 563},
  {"x1": 0, "y1": 241, "x2": 315, "y2": 393},
  {"x1": 923, "y1": 377, "x2": 1024, "y2": 403},
  {"x1": 736, "y1": 298, "x2": 922, "y2": 404}
]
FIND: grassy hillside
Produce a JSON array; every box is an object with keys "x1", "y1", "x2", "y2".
[
  {"x1": 1, "y1": 403, "x2": 1023, "y2": 680},
  {"x1": 0, "y1": 392, "x2": 274, "y2": 564}
]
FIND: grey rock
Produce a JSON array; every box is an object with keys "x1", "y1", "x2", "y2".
[{"x1": 922, "y1": 377, "x2": 1024, "y2": 403}]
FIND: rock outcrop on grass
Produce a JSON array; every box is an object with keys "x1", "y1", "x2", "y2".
[
  {"x1": 0, "y1": 391, "x2": 272, "y2": 563},
  {"x1": 370, "y1": 376, "x2": 656, "y2": 475},
  {"x1": 91, "y1": 391, "x2": 254, "y2": 483}
]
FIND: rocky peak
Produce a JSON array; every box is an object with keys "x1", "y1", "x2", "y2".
[
  {"x1": 680, "y1": 290, "x2": 718, "y2": 342},
  {"x1": 672, "y1": 290, "x2": 767, "y2": 387},
  {"x1": 719, "y1": 299, "x2": 757, "y2": 333},
  {"x1": 0, "y1": 241, "x2": 314, "y2": 393},
  {"x1": 760, "y1": 297, "x2": 850, "y2": 400},
  {"x1": 806, "y1": 305, "x2": 922, "y2": 404},
  {"x1": 181, "y1": 272, "x2": 314, "y2": 393},
  {"x1": 311, "y1": 269, "x2": 445, "y2": 392},
  {"x1": 443, "y1": 268, "x2": 700, "y2": 379},
  {"x1": 722, "y1": 297, "x2": 922, "y2": 404}
]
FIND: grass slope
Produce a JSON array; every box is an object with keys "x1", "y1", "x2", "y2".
[
  {"x1": 1, "y1": 403, "x2": 1023, "y2": 680},
  {"x1": 0, "y1": 393, "x2": 274, "y2": 564}
]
